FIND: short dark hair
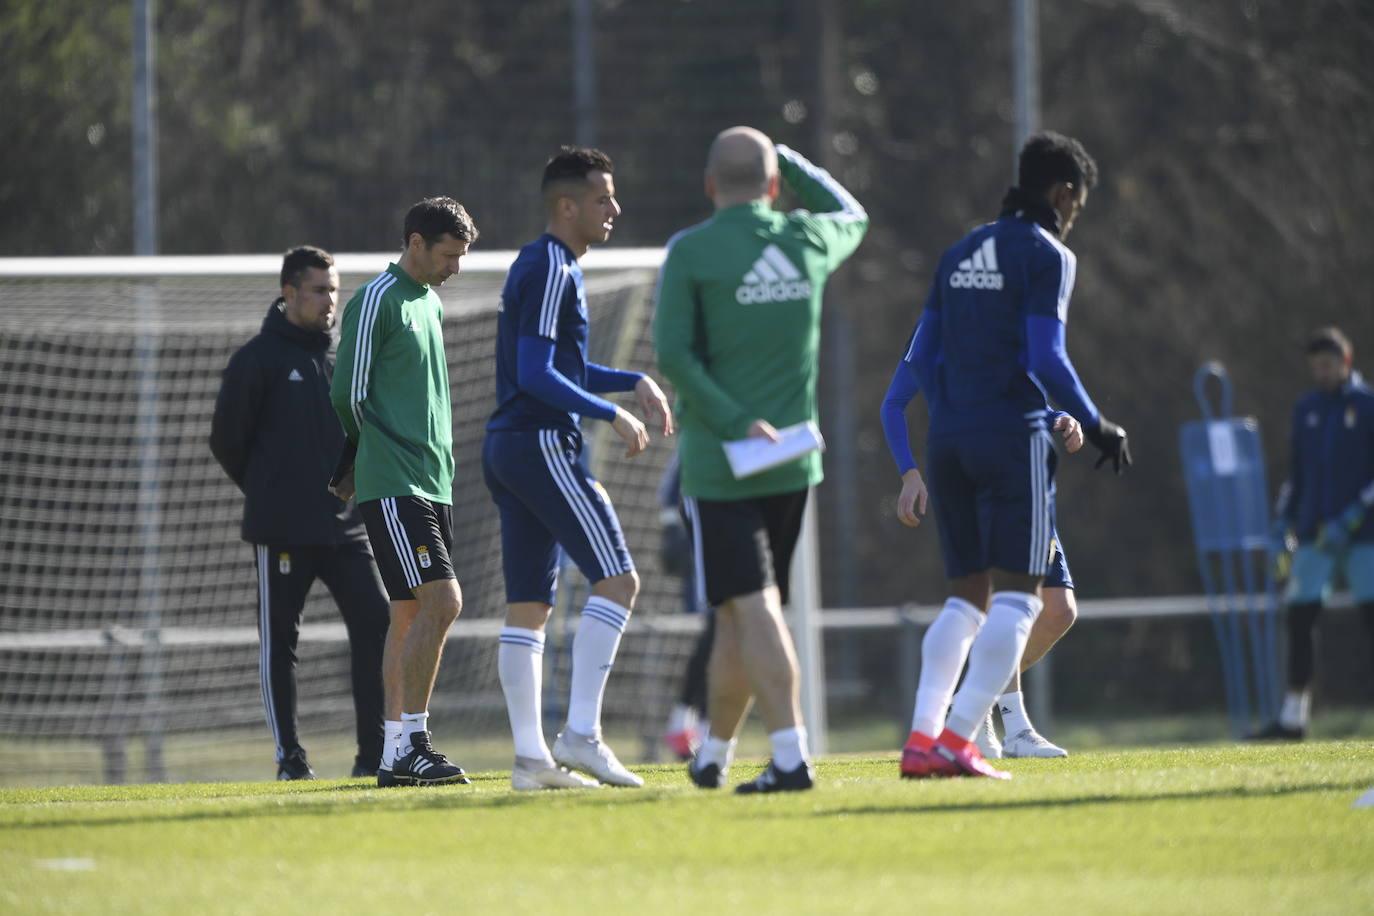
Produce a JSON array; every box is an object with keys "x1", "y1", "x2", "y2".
[
  {"x1": 1306, "y1": 326, "x2": 1352, "y2": 359},
  {"x1": 402, "y1": 197, "x2": 479, "y2": 248},
  {"x1": 541, "y1": 145, "x2": 614, "y2": 199},
  {"x1": 1018, "y1": 131, "x2": 1098, "y2": 197},
  {"x1": 280, "y1": 245, "x2": 333, "y2": 289}
]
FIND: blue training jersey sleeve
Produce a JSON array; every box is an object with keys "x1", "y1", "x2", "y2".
[
  {"x1": 515, "y1": 336, "x2": 617, "y2": 421},
  {"x1": 518, "y1": 238, "x2": 574, "y2": 341},
  {"x1": 1020, "y1": 226, "x2": 1099, "y2": 426},
  {"x1": 880, "y1": 359, "x2": 921, "y2": 474},
  {"x1": 1024, "y1": 225, "x2": 1076, "y2": 322},
  {"x1": 1025, "y1": 316, "x2": 1100, "y2": 428}
]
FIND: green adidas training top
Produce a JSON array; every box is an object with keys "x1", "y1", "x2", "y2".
[
  {"x1": 330, "y1": 263, "x2": 455, "y2": 505},
  {"x1": 653, "y1": 145, "x2": 869, "y2": 500}
]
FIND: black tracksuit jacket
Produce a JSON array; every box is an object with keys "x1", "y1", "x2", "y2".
[{"x1": 210, "y1": 301, "x2": 366, "y2": 545}]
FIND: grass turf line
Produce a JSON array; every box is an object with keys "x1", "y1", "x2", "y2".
[{"x1": 1, "y1": 741, "x2": 1371, "y2": 915}]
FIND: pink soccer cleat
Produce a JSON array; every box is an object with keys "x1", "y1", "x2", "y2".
[
  {"x1": 931, "y1": 728, "x2": 1012, "y2": 780},
  {"x1": 899, "y1": 731, "x2": 939, "y2": 779}
]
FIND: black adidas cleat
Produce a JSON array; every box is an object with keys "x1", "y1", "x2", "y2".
[
  {"x1": 392, "y1": 731, "x2": 471, "y2": 786},
  {"x1": 375, "y1": 766, "x2": 412, "y2": 788},
  {"x1": 276, "y1": 748, "x2": 316, "y2": 781},
  {"x1": 1246, "y1": 720, "x2": 1306, "y2": 741},
  {"x1": 688, "y1": 758, "x2": 726, "y2": 789},
  {"x1": 734, "y1": 759, "x2": 814, "y2": 795}
]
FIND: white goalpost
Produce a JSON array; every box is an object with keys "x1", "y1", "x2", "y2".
[{"x1": 0, "y1": 250, "x2": 826, "y2": 784}]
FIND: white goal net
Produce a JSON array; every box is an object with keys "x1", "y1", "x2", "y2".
[{"x1": 0, "y1": 249, "x2": 714, "y2": 785}]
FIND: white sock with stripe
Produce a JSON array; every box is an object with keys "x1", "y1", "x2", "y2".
[
  {"x1": 911, "y1": 597, "x2": 985, "y2": 737},
  {"x1": 381, "y1": 720, "x2": 403, "y2": 769},
  {"x1": 998, "y1": 690, "x2": 1031, "y2": 736},
  {"x1": 945, "y1": 592, "x2": 1043, "y2": 740},
  {"x1": 566, "y1": 597, "x2": 630, "y2": 736},
  {"x1": 499, "y1": 627, "x2": 553, "y2": 764},
  {"x1": 400, "y1": 711, "x2": 429, "y2": 756}
]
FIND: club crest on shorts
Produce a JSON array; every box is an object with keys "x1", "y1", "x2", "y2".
[
  {"x1": 1347, "y1": 406, "x2": 1357, "y2": 429},
  {"x1": 278, "y1": 552, "x2": 291, "y2": 575},
  {"x1": 416, "y1": 545, "x2": 432, "y2": 569}
]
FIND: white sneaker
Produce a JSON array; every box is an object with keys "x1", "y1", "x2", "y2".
[
  {"x1": 1002, "y1": 728, "x2": 1068, "y2": 758},
  {"x1": 973, "y1": 710, "x2": 1002, "y2": 759},
  {"x1": 553, "y1": 729, "x2": 645, "y2": 787},
  {"x1": 511, "y1": 756, "x2": 601, "y2": 791}
]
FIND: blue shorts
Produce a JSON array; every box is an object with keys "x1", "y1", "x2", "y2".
[
  {"x1": 927, "y1": 425, "x2": 1058, "y2": 580},
  {"x1": 1046, "y1": 534, "x2": 1073, "y2": 590},
  {"x1": 1287, "y1": 542, "x2": 1374, "y2": 604},
  {"x1": 482, "y1": 428, "x2": 634, "y2": 604}
]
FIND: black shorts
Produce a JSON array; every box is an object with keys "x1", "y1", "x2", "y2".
[
  {"x1": 681, "y1": 488, "x2": 808, "y2": 607},
  {"x1": 358, "y1": 496, "x2": 456, "y2": 600}
]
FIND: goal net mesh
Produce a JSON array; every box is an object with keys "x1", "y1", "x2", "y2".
[{"x1": 0, "y1": 253, "x2": 705, "y2": 784}]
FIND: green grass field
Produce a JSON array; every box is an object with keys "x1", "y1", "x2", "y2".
[{"x1": 3, "y1": 742, "x2": 1371, "y2": 915}]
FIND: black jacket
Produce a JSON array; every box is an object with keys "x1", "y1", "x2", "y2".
[{"x1": 210, "y1": 301, "x2": 366, "y2": 545}]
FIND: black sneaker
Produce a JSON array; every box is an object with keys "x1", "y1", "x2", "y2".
[
  {"x1": 391, "y1": 731, "x2": 470, "y2": 786},
  {"x1": 351, "y1": 761, "x2": 378, "y2": 779},
  {"x1": 688, "y1": 758, "x2": 726, "y2": 789},
  {"x1": 375, "y1": 766, "x2": 411, "y2": 788},
  {"x1": 1246, "y1": 720, "x2": 1306, "y2": 741},
  {"x1": 276, "y1": 748, "x2": 316, "y2": 781},
  {"x1": 734, "y1": 759, "x2": 814, "y2": 795}
]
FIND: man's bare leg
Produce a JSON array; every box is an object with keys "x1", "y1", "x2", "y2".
[
  {"x1": 400, "y1": 578, "x2": 462, "y2": 716},
  {"x1": 689, "y1": 601, "x2": 755, "y2": 782}
]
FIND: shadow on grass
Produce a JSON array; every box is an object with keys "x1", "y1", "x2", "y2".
[
  {"x1": 4, "y1": 781, "x2": 686, "y2": 832},
  {"x1": 796, "y1": 778, "x2": 1374, "y2": 819}
]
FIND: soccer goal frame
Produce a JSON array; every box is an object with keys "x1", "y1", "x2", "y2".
[{"x1": 0, "y1": 250, "x2": 827, "y2": 781}]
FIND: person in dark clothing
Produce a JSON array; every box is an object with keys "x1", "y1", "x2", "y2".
[
  {"x1": 1253, "y1": 327, "x2": 1374, "y2": 740},
  {"x1": 210, "y1": 245, "x2": 390, "y2": 780},
  {"x1": 658, "y1": 452, "x2": 713, "y2": 760}
]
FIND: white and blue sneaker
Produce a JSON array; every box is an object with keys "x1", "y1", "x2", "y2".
[
  {"x1": 973, "y1": 710, "x2": 1002, "y2": 760},
  {"x1": 511, "y1": 756, "x2": 601, "y2": 791},
  {"x1": 553, "y1": 729, "x2": 644, "y2": 787},
  {"x1": 1002, "y1": 728, "x2": 1068, "y2": 758}
]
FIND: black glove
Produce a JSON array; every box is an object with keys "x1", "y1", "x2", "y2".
[
  {"x1": 1084, "y1": 417, "x2": 1131, "y2": 475},
  {"x1": 329, "y1": 438, "x2": 358, "y2": 489}
]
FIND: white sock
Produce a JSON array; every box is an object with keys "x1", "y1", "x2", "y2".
[
  {"x1": 697, "y1": 733, "x2": 737, "y2": 770},
  {"x1": 946, "y1": 592, "x2": 1043, "y2": 739},
  {"x1": 567, "y1": 597, "x2": 630, "y2": 736},
  {"x1": 911, "y1": 597, "x2": 985, "y2": 736},
  {"x1": 1279, "y1": 689, "x2": 1311, "y2": 729},
  {"x1": 499, "y1": 627, "x2": 552, "y2": 763},
  {"x1": 399, "y1": 711, "x2": 429, "y2": 756},
  {"x1": 666, "y1": 702, "x2": 695, "y2": 734},
  {"x1": 769, "y1": 726, "x2": 810, "y2": 771},
  {"x1": 998, "y1": 690, "x2": 1031, "y2": 736},
  {"x1": 381, "y1": 720, "x2": 403, "y2": 769}
]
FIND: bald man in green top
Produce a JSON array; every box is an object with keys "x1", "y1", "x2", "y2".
[{"x1": 653, "y1": 126, "x2": 868, "y2": 793}]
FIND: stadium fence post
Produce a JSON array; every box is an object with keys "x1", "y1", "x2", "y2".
[{"x1": 788, "y1": 495, "x2": 828, "y2": 755}]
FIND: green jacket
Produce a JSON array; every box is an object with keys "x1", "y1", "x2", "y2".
[
  {"x1": 653, "y1": 145, "x2": 868, "y2": 499},
  {"x1": 330, "y1": 263, "x2": 454, "y2": 505}
]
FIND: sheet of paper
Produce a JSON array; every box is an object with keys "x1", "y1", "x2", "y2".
[{"x1": 722, "y1": 420, "x2": 826, "y2": 479}]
